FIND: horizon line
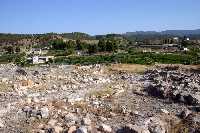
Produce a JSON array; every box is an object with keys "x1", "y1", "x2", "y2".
[{"x1": 0, "y1": 28, "x2": 200, "y2": 36}]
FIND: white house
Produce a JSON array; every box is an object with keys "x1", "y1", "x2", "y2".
[
  {"x1": 32, "y1": 48, "x2": 42, "y2": 55},
  {"x1": 28, "y1": 56, "x2": 54, "y2": 64},
  {"x1": 32, "y1": 56, "x2": 39, "y2": 64},
  {"x1": 183, "y1": 48, "x2": 189, "y2": 51},
  {"x1": 173, "y1": 37, "x2": 179, "y2": 40},
  {"x1": 27, "y1": 48, "x2": 48, "y2": 55}
]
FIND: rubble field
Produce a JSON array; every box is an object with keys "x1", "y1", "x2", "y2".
[{"x1": 0, "y1": 64, "x2": 199, "y2": 133}]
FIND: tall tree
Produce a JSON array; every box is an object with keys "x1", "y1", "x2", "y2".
[
  {"x1": 98, "y1": 39, "x2": 107, "y2": 52},
  {"x1": 76, "y1": 39, "x2": 83, "y2": 50},
  {"x1": 5, "y1": 46, "x2": 14, "y2": 54},
  {"x1": 51, "y1": 39, "x2": 66, "y2": 50},
  {"x1": 15, "y1": 46, "x2": 21, "y2": 53},
  {"x1": 88, "y1": 44, "x2": 98, "y2": 54}
]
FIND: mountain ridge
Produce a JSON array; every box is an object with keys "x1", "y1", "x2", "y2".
[{"x1": 125, "y1": 29, "x2": 200, "y2": 36}]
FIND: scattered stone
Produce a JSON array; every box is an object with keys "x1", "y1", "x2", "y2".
[
  {"x1": 179, "y1": 109, "x2": 191, "y2": 119},
  {"x1": 160, "y1": 109, "x2": 169, "y2": 114},
  {"x1": 46, "y1": 128, "x2": 54, "y2": 133},
  {"x1": 117, "y1": 124, "x2": 150, "y2": 133},
  {"x1": 21, "y1": 79, "x2": 34, "y2": 87},
  {"x1": 144, "y1": 66, "x2": 200, "y2": 105},
  {"x1": 147, "y1": 117, "x2": 167, "y2": 133},
  {"x1": 54, "y1": 126, "x2": 63, "y2": 133},
  {"x1": 100, "y1": 116, "x2": 107, "y2": 122},
  {"x1": 77, "y1": 126, "x2": 88, "y2": 133},
  {"x1": 1, "y1": 78, "x2": 8, "y2": 83},
  {"x1": 32, "y1": 97, "x2": 40, "y2": 103},
  {"x1": 0, "y1": 119, "x2": 4, "y2": 128},
  {"x1": 68, "y1": 126, "x2": 77, "y2": 133},
  {"x1": 65, "y1": 113, "x2": 79, "y2": 126},
  {"x1": 0, "y1": 64, "x2": 199, "y2": 132},
  {"x1": 26, "y1": 98, "x2": 32, "y2": 104},
  {"x1": 22, "y1": 106, "x2": 32, "y2": 118},
  {"x1": 82, "y1": 117, "x2": 91, "y2": 126},
  {"x1": 16, "y1": 68, "x2": 27, "y2": 76},
  {"x1": 190, "y1": 106, "x2": 200, "y2": 112},
  {"x1": 40, "y1": 107, "x2": 49, "y2": 118},
  {"x1": 33, "y1": 71, "x2": 39, "y2": 76},
  {"x1": 48, "y1": 119, "x2": 58, "y2": 127},
  {"x1": 99, "y1": 124, "x2": 112, "y2": 132},
  {"x1": 38, "y1": 130, "x2": 46, "y2": 133}
]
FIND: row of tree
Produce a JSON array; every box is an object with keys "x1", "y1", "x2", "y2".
[
  {"x1": 2, "y1": 46, "x2": 21, "y2": 54},
  {"x1": 50, "y1": 39, "x2": 119, "y2": 55}
]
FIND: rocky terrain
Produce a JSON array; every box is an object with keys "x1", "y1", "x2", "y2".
[{"x1": 0, "y1": 64, "x2": 199, "y2": 133}]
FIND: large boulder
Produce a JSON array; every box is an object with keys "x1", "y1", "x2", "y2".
[
  {"x1": 40, "y1": 107, "x2": 49, "y2": 118},
  {"x1": 99, "y1": 124, "x2": 112, "y2": 133},
  {"x1": 174, "y1": 93, "x2": 200, "y2": 106},
  {"x1": 16, "y1": 68, "x2": 27, "y2": 76},
  {"x1": 117, "y1": 124, "x2": 150, "y2": 133},
  {"x1": 143, "y1": 66, "x2": 200, "y2": 105},
  {"x1": 146, "y1": 117, "x2": 167, "y2": 133}
]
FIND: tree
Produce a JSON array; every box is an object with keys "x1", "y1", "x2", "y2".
[
  {"x1": 4, "y1": 46, "x2": 14, "y2": 54},
  {"x1": 51, "y1": 39, "x2": 66, "y2": 50},
  {"x1": 66, "y1": 48, "x2": 75, "y2": 55},
  {"x1": 76, "y1": 40, "x2": 84, "y2": 50},
  {"x1": 88, "y1": 44, "x2": 98, "y2": 54},
  {"x1": 106, "y1": 39, "x2": 118, "y2": 52},
  {"x1": 65, "y1": 40, "x2": 76, "y2": 55},
  {"x1": 98, "y1": 39, "x2": 107, "y2": 52},
  {"x1": 14, "y1": 53, "x2": 27, "y2": 66},
  {"x1": 66, "y1": 40, "x2": 76, "y2": 50},
  {"x1": 182, "y1": 40, "x2": 190, "y2": 47},
  {"x1": 113, "y1": 40, "x2": 118, "y2": 51},
  {"x1": 15, "y1": 46, "x2": 21, "y2": 53}
]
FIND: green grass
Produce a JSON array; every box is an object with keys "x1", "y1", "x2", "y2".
[
  {"x1": 0, "y1": 50, "x2": 199, "y2": 66},
  {"x1": 54, "y1": 52, "x2": 199, "y2": 65},
  {"x1": 0, "y1": 54, "x2": 17, "y2": 63}
]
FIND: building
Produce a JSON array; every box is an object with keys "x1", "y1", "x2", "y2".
[
  {"x1": 27, "y1": 48, "x2": 48, "y2": 55},
  {"x1": 173, "y1": 37, "x2": 179, "y2": 40},
  {"x1": 27, "y1": 56, "x2": 54, "y2": 64},
  {"x1": 138, "y1": 43, "x2": 180, "y2": 53},
  {"x1": 183, "y1": 48, "x2": 189, "y2": 51},
  {"x1": 32, "y1": 48, "x2": 42, "y2": 55},
  {"x1": 173, "y1": 37, "x2": 179, "y2": 43}
]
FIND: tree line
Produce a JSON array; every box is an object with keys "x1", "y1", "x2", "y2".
[{"x1": 50, "y1": 38, "x2": 119, "y2": 55}]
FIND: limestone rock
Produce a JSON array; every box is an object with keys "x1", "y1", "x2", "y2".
[
  {"x1": 82, "y1": 117, "x2": 91, "y2": 126},
  {"x1": 48, "y1": 119, "x2": 57, "y2": 127},
  {"x1": 147, "y1": 117, "x2": 167, "y2": 133},
  {"x1": 54, "y1": 126, "x2": 63, "y2": 133},
  {"x1": 40, "y1": 107, "x2": 49, "y2": 118},
  {"x1": 99, "y1": 124, "x2": 112, "y2": 133},
  {"x1": 77, "y1": 126, "x2": 88, "y2": 133},
  {"x1": 68, "y1": 126, "x2": 77, "y2": 133}
]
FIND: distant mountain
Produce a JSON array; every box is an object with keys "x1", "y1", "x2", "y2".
[
  {"x1": 161, "y1": 29, "x2": 200, "y2": 36},
  {"x1": 125, "y1": 29, "x2": 200, "y2": 37},
  {"x1": 125, "y1": 31, "x2": 159, "y2": 36}
]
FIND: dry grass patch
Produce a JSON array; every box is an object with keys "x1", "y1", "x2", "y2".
[
  {"x1": 154, "y1": 64, "x2": 200, "y2": 71},
  {"x1": 108, "y1": 64, "x2": 148, "y2": 74},
  {"x1": 88, "y1": 86, "x2": 114, "y2": 98},
  {"x1": 0, "y1": 82, "x2": 12, "y2": 92}
]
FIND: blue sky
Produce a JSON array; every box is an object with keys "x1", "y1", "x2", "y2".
[{"x1": 0, "y1": 0, "x2": 200, "y2": 35}]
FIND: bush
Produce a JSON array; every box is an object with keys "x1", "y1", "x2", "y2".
[
  {"x1": 0, "y1": 54, "x2": 17, "y2": 63},
  {"x1": 14, "y1": 53, "x2": 27, "y2": 66}
]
